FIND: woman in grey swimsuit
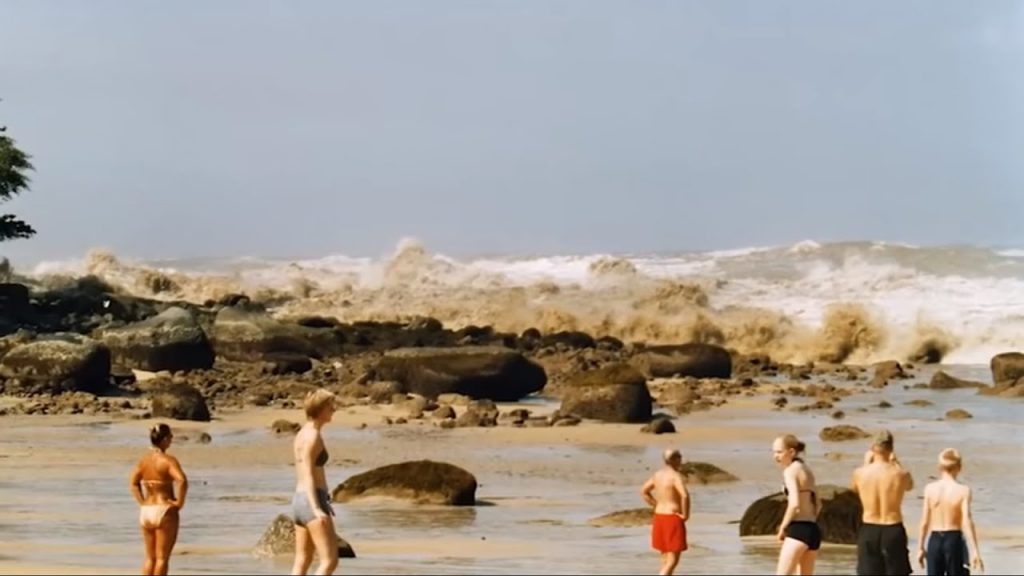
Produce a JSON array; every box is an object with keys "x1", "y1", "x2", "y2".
[
  {"x1": 292, "y1": 388, "x2": 340, "y2": 576},
  {"x1": 773, "y1": 434, "x2": 823, "y2": 575}
]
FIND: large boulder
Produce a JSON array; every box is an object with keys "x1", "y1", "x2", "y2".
[
  {"x1": 979, "y1": 377, "x2": 1024, "y2": 398},
  {"x1": 559, "y1": 363, "x2": 652, "y2": 423},
  {"x1": 588, "y1": 508, "x2": 652, "y2": 528},
  {"x1": 681, "y1": 462, "x2": 739, "y2": 484},
  {"x1": 373, "y1": 346, "x2": 546, "y2": 401},
  {"x1": 0, "y1": 283, "x2": 34, "y2": 327},
  {"x1": 211, "y1": 307, "x2": 345, "y2": 361},
  {"x1": 740, "y1": 484, "x2": 862, "y2": 545},
  {"x1": 150, "y1": 381, "x2": 211, "y2": 422},
  {"x1": 332, "y1": 460, "x2": 477, "y2": 506},
  {"x1": 630, "y1": 343, "x2": 732, "y2": 379},
  {"x1": 0, "y1": 334, "x2": 111, "y2": 395},
  {"x1": 991, "y1": 352, "x2": 1024, "y2": 386},
  {"x1": 819, "y1": 425, "x2": 870, "y2": 442},
  {"x1": 253, "y1": 514, "x2": 355, "y2": 559},
  {"x1": 99, "y1": 306, "x2": 215, "y2": 372}
]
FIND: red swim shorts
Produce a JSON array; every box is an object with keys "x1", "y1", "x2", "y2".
[{"x1": 652, "y1": 513, "x2": 688, "y2": 553}]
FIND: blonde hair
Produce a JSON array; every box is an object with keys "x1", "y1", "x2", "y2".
[
  {"x1": 304, "y1": 388, "x2": 337, "y2": 420},
  {"x1": 777, "y1": 434, "x2": 807, "y2": 457},
  {"x1": 938, "y1": 448, "x2": 962, "y2": 472}
]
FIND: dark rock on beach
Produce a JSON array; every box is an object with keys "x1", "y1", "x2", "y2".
[
  {"x1": 98, "y1": 306, "x2": 215, "y2": 372},
  {"x1": 0, "y1": 334, "x2": 111, "y2": 395},
  {"x1": 373, "y1": 346, "x2": 546, "y2": 401},
  {"x1": 332, "y1": 460, "x2": 477, "y2": 506},
  {"x1": 740, "y1": 484, "x2": 862, "y2": 545},
  {"x1": 559, "y1": 363, "x2": 652, "y2": 423},
  {"x1": 630, "y1": 343, "x2": 732, "y2": 379}
]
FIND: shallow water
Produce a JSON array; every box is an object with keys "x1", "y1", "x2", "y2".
[{"x1": 1, "y1": 364, "x2": 1023, "y2": 575}]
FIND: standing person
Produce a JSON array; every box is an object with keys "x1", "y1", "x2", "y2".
[
  {"x1": 773, "y1": 434, "x2": 823, "y2": 575},
  {"x1": 641, "y1": 448, "x2": 690, "y2": 576},
  {"x1": 128, "y1": 423, "x2": 188, "y2": 576},
  {"x1": 292, "y1": 388, "x2": 340, "y2": 576},
  {"x1": 916, "y1": 448, "x2": 984, "y2": 575},
  {"x1": 851, "y1": 429, "x2": 915, "y2": 576}
]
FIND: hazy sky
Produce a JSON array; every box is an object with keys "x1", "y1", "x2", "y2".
[{"x1": 1, "y1": 1, "x2": 1022, "y2": 265}]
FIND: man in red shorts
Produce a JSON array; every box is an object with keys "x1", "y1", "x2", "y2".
[{"x1": 641, "y1": 448, "x2": 690, "y2": 575}]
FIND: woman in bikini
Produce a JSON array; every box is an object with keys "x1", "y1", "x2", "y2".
[
  {"x1": 773, "y1": 434, "x2": 823, "y2": 575},
  {"x1": 292, "y1": 388, "x2": 340, "y2": 576},
  {"x1": 128, "y1": 423, "x2": 188, "y2": 576}
]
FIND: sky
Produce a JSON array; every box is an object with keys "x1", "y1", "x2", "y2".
[{"x1": 1, "y1": 0, "x2": 1022, "y2": 265}]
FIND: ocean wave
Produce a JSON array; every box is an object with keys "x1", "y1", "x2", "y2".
[{"x1": 17, "y1": 239, "x2": 1024, "y2": 365}]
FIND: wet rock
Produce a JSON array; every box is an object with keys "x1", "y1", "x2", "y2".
[
  {"x1": 681, "y1": 462, "x2": 739, "y2": 484},
  {"x1": 740, "y1": 484, "x2": 861, "y2": 544},
  {"x1": 252, "y1": 514, "x2": 355, "y2": 559},
  {"x1": 433, "y1": 405, "x2": 456, "y2": 420},
  {"x1": 149, "y1": 381, "x2": 211, "y2": 422},
  {"x1": 831, "y1": 410, "x2": 846, "y2": 419},
  {"x1": 98, "y1": 306, "x2": 215, "y2": 372},
  {"x1": 640, "y1": 416, "x2": 676, "y2": 435},
  {"x1": 455, "y1": 399, "x2": 499, "y2": 428},
  {"x1": 374, "y1": 346, "x2": 546, "y2": 401},
  {"x1": 332, "y1": 460, "x2": 477, "y2": 506},
  {"x1": 0, "y1": 334, "x2": 111, "y2": 395},
  {"x1": 559, "y1": 363, "x2": 652, "y2": 423},
  {"x1": 588, "y1": 508, "x2": 652, "y2": 528},
  {"x1": 872, "y1": 361, "x2": 907, "y2": 381},
  {"x1": 367, "y1": 381, "x2": 401, "y2": 404},
  {"x1": 905, "y1": 399, "x2": 934, "y2": 407},
  {"x1": 263, "y1": 352, "x2": 313, "y2": 375},
  {"x1": 819, "y1": 425, "x2": 870, "y2": 442},
  {"x1": 630, "y1": 343, "x2": 732, "y2": 379},
  {"x1": 211, "y1": 307, "x2": 345, "y2": 361},
  {"x1": 990, "y1": 352, "x2": 1024, "y2": 385},
  {"x1": 929, "y1": 371, "x2": 987, "y2": 390},
  {"x1": 271, "y1": 419, "x2": 301, "y2": 435},
  {"x1": 945, "y1": 408, "x2": 973, "y2": 420}
]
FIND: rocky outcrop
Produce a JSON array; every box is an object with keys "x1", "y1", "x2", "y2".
[
  {"x1": 740, "y1": 484, "x2": 862, "y2": 544},
  {"x1": 99, "y1": 306, "x2": 215, "y2": 372},
  {"x1": 253, "y1": 514, "x2": 355, "y2": 559},
  {"x1": 211, "y1": 307, "x2": 345, "y2": 361},
  {"x1": 332, "y1": 460, "x2": 477, "y2": 506},
  {"x1": 588, "y1": 508, "x2": 652, "y2": 528},
  {"x1": 681, "y1": 462, "x2": 739, "y2": 484},
  {"x1": 630, "y1": 343, "x2": 732, "y2": 379},
  {"x1": 373, "y1": 346, "x2": 546, "y2": 401},
  {"x1": 0, "y1": 334, "x2": 111, "y2": 395},
  {"x1": 558, "y1": 363, "x2": 652, "y2": 423}
]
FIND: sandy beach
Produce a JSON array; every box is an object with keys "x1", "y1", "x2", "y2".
[{"x1": 2, "y1": 363, "x2": 1022, "y2": 575}]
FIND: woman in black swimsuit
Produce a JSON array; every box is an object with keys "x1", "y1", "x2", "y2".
[
  {"x1": 292, "y1": 388, "x2": 340, "y2": 576},
  {"x1": 772, "y1": 434, "x2": 823, "y2": 575}
]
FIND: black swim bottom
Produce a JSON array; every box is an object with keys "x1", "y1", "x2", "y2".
[
  {"x1": 785, "y1": 521, "x2": 822, "y2": 551},
  {"x1": 857, "y1": 522, "x2": 913, "y2": 575},
  {"x1": 926, "y1": 530, "x2": 970, "y2": 576}
]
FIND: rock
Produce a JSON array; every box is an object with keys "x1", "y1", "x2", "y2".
[
  {"x1": 252, "y1": 514, "x2": 355, "y2": 559},
  {"x1": 98, "y1": 307, "x2": 215, "y2": 372},
  {"x1": 373, "y1": 346, "x2": 546, "y2": 401},
  {"x1": 819, "y1": 425, "x2": 870, "y2": 442},
  {"x1": 433, "y1": 405, "x2": 456, "y2": 420},
  {"x1": 740, "y1": 484, "x2": 862, "y2": 544},
  {"x1": 0, "y1": 334, "x2": 111, "y2": 395},
  {"x1": 630, "y1": 343, "x2": 732, "y2": 379},
  {"x1": 332, "y1": 460, "x2": 477, "y2": 506},
  {"x1": 367, "y1": 381, "x2": 401, "y2": 404},
  {"x1": 150, "y1": 382, "x2": 211, "y2": 422},
  {"x1": 905, "y1": 399, "x2": 934, "y2": 407},
  {"x1": 539, "y1": 331, "x2": 596, "y2": 349},
  {"x1": 559, "y1": 363, "x2": 652, "y2": 423},
  {"x1": 831, "y1": 410, "x2": 845, "y2": 419},
  {"x1": 990, "y1": 352, "x2": 1024, "y2": 386},
  {"x1": 211, "y1": 307, "x2": 345, "y2": 362},
  {"x1": 0, "y1": 282, "x2": 34, "y2": 325},
  {"x1": 271, "y1": 419, "x2": 301, "y2": 435},
  {"x1": 929, "y1": 371, "x2": 987, "y2": 390},
  {"x1": 455, "y1": 399, "x2": 499, "y2": 428},
  {"x1": 437, "y1": 393, "x2": 472, "y2": 406},
  {"x1": 945, "y1": 408, "x2": 973, "y2": 420},
  {"x1": 872, "y1": 361, "x2": 907, "y2": 381},
  {"x1": 264, "y1": 353, "x2": 313, "y2": 375},
  {"x1": 680, "y1": 462, "x2": 739, "y2": 484},
  {"x1": 640, "y1": 416, "x2": 676, "y2": 435},
  {"x1": 588, "y1": 508, "x2": 652, "y2": 528}
]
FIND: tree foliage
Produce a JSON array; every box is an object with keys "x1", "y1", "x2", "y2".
[{"x1": 0, "y1": 105, "x2": 36, "y2": 242}]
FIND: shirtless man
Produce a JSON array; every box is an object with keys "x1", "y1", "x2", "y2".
[
  {"x1": 851, "y1": 429, "x2": 914, "y2": 575},
  {"x1": 916, "y1": 449, "x2": 983, "y2": 575},
  {"x1": 641, "y1": 448, "x2": 690, "y2": 576}
]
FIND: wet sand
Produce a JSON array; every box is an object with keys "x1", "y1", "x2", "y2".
[{"x1": 1, "y1": 364, "x2": 1022, "y2": 575}]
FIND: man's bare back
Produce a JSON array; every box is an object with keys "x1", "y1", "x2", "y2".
[
  {"x1": 645, "y1": 467, "x2": 688, "y2": 516},
  {"x1": 641, "y1": 449, "x2": 691, "y2": 576},
  {"x1": 852, "y1": 453, "x2": 913, "y2": 524}
]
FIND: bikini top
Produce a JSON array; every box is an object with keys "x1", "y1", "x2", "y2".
[
  {"x1": 783, "y1": 485, "x2": 818, "y2": 506},
  {"x1": 315, "y1": 447, "x2": 329, "y2": 467}
]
